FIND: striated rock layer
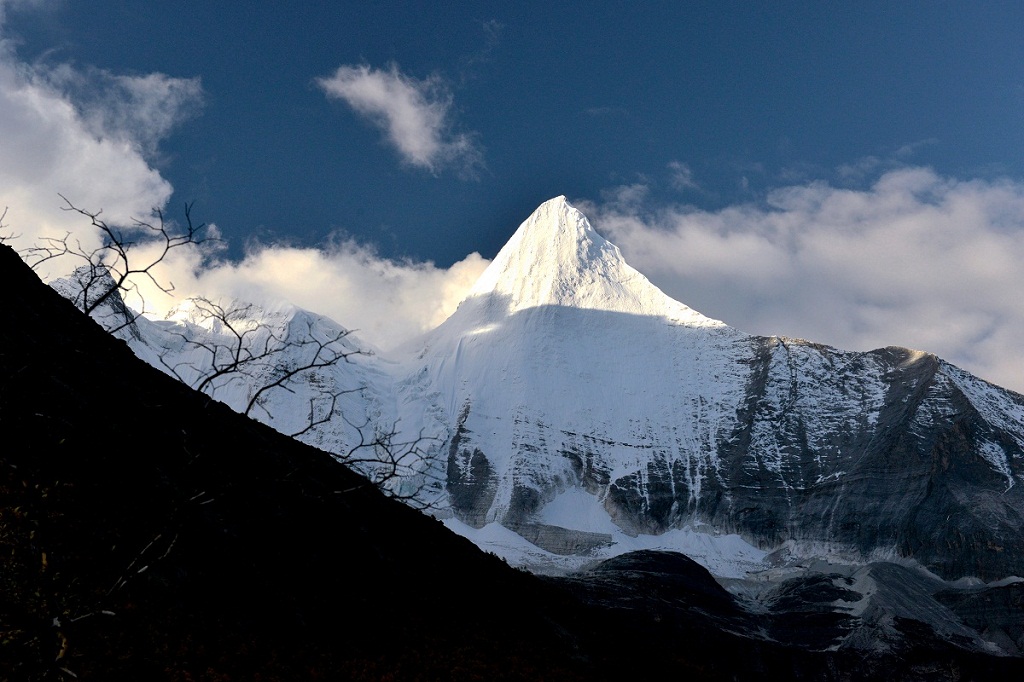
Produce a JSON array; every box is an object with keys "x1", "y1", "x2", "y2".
[{"x1": 398, "y1": 196, "x2": 1024, "y2": 582}]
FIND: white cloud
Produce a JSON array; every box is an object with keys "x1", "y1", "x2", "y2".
[
  {"x1": 317, "y1": 63, "x2": 481, "y2": 175},
  {"x1": 0, "y1": 0, "x2": 47, "y2": 24},
  {"x1": 0, "y1": 10, "x2": 203, "y2": 279},
  {"x1": 3, "y1": 6, "x2": 1020, "y2": 396},
  {"x1": 133, "y1": 239, "x2": 491, "y2": 352},
  {"x1": 0, "y1": 11, "x2": 485, "y2": 352},
  {"x1": 43, "y1": 65, "x2": 203, "y2": 156},
  {"x1": 667, "y1": 161, "x2": 698, "y2": 192},
  {"x1": 581, "y1": 167, "x2": 1024, "y2": 394}
]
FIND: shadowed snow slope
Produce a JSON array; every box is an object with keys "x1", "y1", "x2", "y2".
[
  {"x1": 398, "y1": 197, "x2": 1024, "y2": 583},
  {"x1": 52, "y1": 197, "x2": 1024, "y2": 586}
]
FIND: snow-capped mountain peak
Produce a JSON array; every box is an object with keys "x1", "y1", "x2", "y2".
[
  {"x1": 45, "y1": 197, "x2": 1024, "y2": 612},
  {"x1": 465, "y1": 196, "x2": 724, "y2": 327}
]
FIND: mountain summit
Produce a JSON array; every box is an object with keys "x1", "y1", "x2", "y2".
[
  {"x1": 395, "y1": 198, "x2": 1024, "y2": 586},
  {"x1": 464, "y1": 196, "x2": 723, "y2": 326},
  {"x1": 42, "y1": 199, "x2": 1024, "y2": 662},
  {"x1": 53, "y1": 196, "x2": 1024, "y2": 588},
  {"x1": 13, "y1": 238, "x2": 1022, "y2": 682}
]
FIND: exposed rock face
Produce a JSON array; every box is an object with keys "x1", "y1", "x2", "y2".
[
  {"x1": 936, "y1": 582, "x2": 1024, "y2": 656},
  {"x1": 405, "y1": 196, "x2": 1024, "y2": 581},
  {"x1": 445, "y1": 403, "x2": 498, "y2": 527},
  {"x1": 52, "y1": 197, "x2": 1024, "y2": 585},
  {"x1": 41, "y1": 198, "x2": 1024, "y2": 667},
  {"x1": 550, "y1": 551, "x2": 1024, "y2": 674}
]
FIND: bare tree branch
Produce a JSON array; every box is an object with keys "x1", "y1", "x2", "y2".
[
  {"x1": 166, "y1": 300, "x2": 442, "y2": 507},
  {"x1": 22, "y1": 195, "x2": 212, "y2": 331},
  {"x1": 174, "y1": 298, "x2": 288, "y2": 395},
  {"x1": 0, "y1": 206, "x2": 15, "y2": 245},
  {"x1": 243, "y1": 319, "x2": 362, "y2": 419},
  {"x1": 165, "y1": 298, "x2": 365, "y2": 412},
  {"x1": 287, "y1": 387, "x2": 365, "y2": 438},
  {"x1": 27, "y1": 196, "x2": 439, "y2": 507},
  {"x1": 332, "y1": 414, "x2": 443, "y2": 509}
]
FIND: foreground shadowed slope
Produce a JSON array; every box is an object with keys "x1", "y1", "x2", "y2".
[
  {"x1": 0, "y1": 244, "x2": 604, "y2": 680},
  {"x1": 3, "y1": 244, "x2": 1022, "y2": 681}
]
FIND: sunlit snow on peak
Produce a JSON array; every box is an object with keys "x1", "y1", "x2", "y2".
[{"x1": 462, "y1": 196, "x2": 728, "y2": 328}]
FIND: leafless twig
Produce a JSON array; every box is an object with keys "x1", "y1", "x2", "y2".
[{"x1": 22, "y1": 195, "x2": 211, "y2": 331}]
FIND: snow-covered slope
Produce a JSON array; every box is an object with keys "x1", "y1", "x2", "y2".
[
  {"x1": 46, "y1": 280, "x2": 442, "y2": 503},
  {"x1": 461, "y1": 195, "x2": 725, "y2": 323},
  {"x1": 52, "y1": 196, "x2": 1024, "y2": 586},
  {"x1": 394, "y1": 196, "x2": 763, "y2": 570},
  {"x1": 393, "y1": 196, "x2": 1024, "y2": 581}
]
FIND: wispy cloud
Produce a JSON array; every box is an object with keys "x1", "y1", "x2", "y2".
[
  {"x1": 133, "y1": 238, "x2": 490, "y2": 351},
  {"x1": 0, "y1": 0, "x2": 48, "y2": 25},
  {"x1": 42, "y1": 65, "x2": 203, "y2": 156},
  {"x1": 458, "y1": 19, "x2": 504, "y2": 83},
  {"x1": 667, "y1": 161, "x2": 698, "y2": 192},
  {"x1": 0, "y1": 9, "x2": 486, "y2": 351},
  {"x1": 895, "y1": 138, "x2": 939, "y2": 159},
  {"x1": 582, "y1": 168, "x2": 1024, "y2": 393},
  {"x1": 584, "y1": 105, "x2": 628, "y2": 117},
  {"x1": 0, "y1": 5, "x2": 203, "y2": 278},
  {"x1": 317, "y1": 63, "x2": 482, "y2": 176}
]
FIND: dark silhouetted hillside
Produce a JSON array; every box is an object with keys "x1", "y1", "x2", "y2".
[{"x1": 3, "y1": 244, "x2": 1021, "y2": 681}]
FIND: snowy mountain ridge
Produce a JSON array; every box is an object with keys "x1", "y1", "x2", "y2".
[
  {"x1": 54, "y1": 197, "x2": 1024, "y2": 589},
  {"x1": 464, "y1": 195, "x2": 726, "y2": 326}
]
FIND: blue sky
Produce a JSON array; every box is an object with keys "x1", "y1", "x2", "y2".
[{"x1": 2, "y1": 1, "x2": 1024, "y2": 391}]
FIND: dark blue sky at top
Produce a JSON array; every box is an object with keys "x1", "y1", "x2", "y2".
[{"x1": 7, "y1": 1, "x2": 1024, "y2": 265}]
